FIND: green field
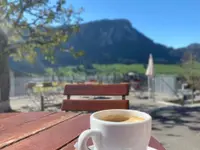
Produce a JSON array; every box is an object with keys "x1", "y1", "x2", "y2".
[
  {"x1": 43, "y1": 63, "x2": 200, "y2": 76},
  {"x1": 93, "y1": 64, "x2": 184, "y2": 75}
]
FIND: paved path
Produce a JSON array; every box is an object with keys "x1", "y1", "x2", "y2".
[
  {"x1": 9, "y1": 93, "x2": 200, "y2": 150},
  {"x1": 151, "y1": 107, "x2": 200, "y2": 150},
  {"x1": 127, "y1": 93, "x2": 200, "y2": 150}
]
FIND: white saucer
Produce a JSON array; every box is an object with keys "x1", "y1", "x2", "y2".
[{"x1": 76, "y1": 144, "x2": 157, "y2": 150}]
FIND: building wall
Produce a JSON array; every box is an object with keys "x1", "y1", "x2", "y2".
[{"x1": 154, "y1": 75, "x2": 181, "y2": 96}]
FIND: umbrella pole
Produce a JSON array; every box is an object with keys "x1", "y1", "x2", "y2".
[
  {"x1": 148, "y1": 76, "x2": 151, "y2": 100},
  {"x1": 152, "y1": 77, "x2": 155, "y2": 102}
]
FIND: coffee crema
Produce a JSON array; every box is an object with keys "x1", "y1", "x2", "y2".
[{"x1": 100, "y1": 114, "x2": 144, "y2": 123}]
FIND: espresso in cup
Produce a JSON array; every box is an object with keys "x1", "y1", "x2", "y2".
[
  {"x1": 78, "y1": 109, "x2": 152, "y2": 150},
  {"x1": 100, "y1": 114, "x2": 144, "y2": 123}
]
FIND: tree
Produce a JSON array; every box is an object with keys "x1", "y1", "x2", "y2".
[
  {"x1": 0, "y1": 0, "x2": 83, "y2": 111},
  {"x1": 181, "y1": 51, "x2": 200, "y2": 104},
  {"x1": 45, "y1": 68, "x2": 54, "y2": 76}
]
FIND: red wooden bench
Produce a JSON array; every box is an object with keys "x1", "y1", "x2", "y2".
[{"x1": 61, "y1": 83, "x2": 130, "y2": 111}]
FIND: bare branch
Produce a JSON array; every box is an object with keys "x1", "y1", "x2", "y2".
[{"x1": 14, "y1": 0, "x2": 24, "y2": 25}]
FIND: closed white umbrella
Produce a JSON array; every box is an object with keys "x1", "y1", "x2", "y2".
[
  {"x1": 146, "y1": 54, "x2": 154, "y2": 77},
  {"x1": 146, "y1": 54, "x2": 155, "y2": 100}
]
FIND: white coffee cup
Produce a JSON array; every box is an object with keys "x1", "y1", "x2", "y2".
[{"x1": 78, "y1": 109, "x2": 152, "y2": 150}]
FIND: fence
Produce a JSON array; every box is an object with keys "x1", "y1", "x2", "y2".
[
  {"x1": 9, "y1": 74, "x2": 124, "y2": 97},
  {"x1": 9, "y1": 73, "x2": 183, "y2": 97}
]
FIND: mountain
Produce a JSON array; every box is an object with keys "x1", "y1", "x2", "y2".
[
  {"x1": 55, "y1": 19, "x2": 180, "y2": 66},
  {"x1": 10, "y1": 19, "x2": 198, "y2": 73},
  {"x1": 175, "y1": 43, "x2": 200, "y2": 61}
]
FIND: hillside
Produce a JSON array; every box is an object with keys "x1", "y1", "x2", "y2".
[
  {"x1": 55, "y1": 19, "x2": 180, "y2": 66},
  {"x1": 9, "y1": 19, "x2": 199, "y2": 74},
  {"x1": 174, "y1": 43, "x2": 200, "y2": 61}
]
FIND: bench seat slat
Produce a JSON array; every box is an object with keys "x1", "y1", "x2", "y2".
[
  {"x1": 64, "y1": 84, "x2": 129, "y2": 96},
  {"x1": 61, "y1": 99, "x2": 129, "y2": 111}
]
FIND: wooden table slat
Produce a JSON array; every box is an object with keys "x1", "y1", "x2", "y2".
[
  {"x1": 0, "y1": 112, "x2": 55, "y2": 132},
  {"x1": 61, "y1": 140, "x2": 77, "y2": 150},
  {"x1": 0, "y1": 112, "x2": 80, "y2": 149},
  {"x1": 149, "y1": 136, "x2": 166, "y2": 150},
  {"x1": 2, "y1": 114, "x2": 90, "y2": 150},
  {"x1": 0, "y1": 112, "x2": 166, "y2": 150},
  {"x1": 61, "y1": 138, "x2": 92, "y2": 150},
  {"x1": 0, "y1": 113, "x2": 19, "y2": 120}
]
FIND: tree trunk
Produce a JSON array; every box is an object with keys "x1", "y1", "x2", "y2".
[{"x1": 0, "y1": 54, "x2": 12, "y2": 112}]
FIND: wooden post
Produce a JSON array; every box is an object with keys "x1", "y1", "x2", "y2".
[
  {"x1": 67, "y1": 95, "x2": 70, "y2": 100},
  {"x1": 40, "y1": 94, "x2": 44, "y2": 111},
  {"x1": 122, "y1": 95, "x2": 125, "y2": 100},
  {"x1": 0, "y1": 88, "x2": 1, "y2": 101}
]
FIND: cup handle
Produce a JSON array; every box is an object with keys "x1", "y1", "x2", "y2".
[{"x1": 77, "y1": 129, "x2": 102, "y2": 150}]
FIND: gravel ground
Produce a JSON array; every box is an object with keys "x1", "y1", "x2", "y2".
[
  {"x1": 9, "y1": 93, "x2": 200, "y2": 150},
  {"x1": 128, "y1": 93, "x2": 200, "y2": 150}
]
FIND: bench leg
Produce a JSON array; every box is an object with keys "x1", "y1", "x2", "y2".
[
  {"x1": 67, "y1": 95, "x2": 70, "y2": 100},
  {"x1": 40, "y1": 95, "x2": 44, "y2": 111}
]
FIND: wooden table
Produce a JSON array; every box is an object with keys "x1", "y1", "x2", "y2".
[{"x1": 0, "y1": 112, "x2": 166, "y2": 150}]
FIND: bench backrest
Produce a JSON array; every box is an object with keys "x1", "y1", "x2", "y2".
[
  {"x1": 64, "y1": 83, "x2": 130, "y2": 100},
  {"x1": 61, "y1": 99, "x2": 129, "y2": 111}
]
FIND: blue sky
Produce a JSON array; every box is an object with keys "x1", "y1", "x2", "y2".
[{"x1": 65, "y1": 0, "x2": 200, "y2": 48}]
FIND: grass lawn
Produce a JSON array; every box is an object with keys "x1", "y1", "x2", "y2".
[
  {"x1": 93, "y1": 64, "x2": 185, "y2": 75},
  {"x1": 43, "y1": 63, "x2": 200, "y2": 76}
]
